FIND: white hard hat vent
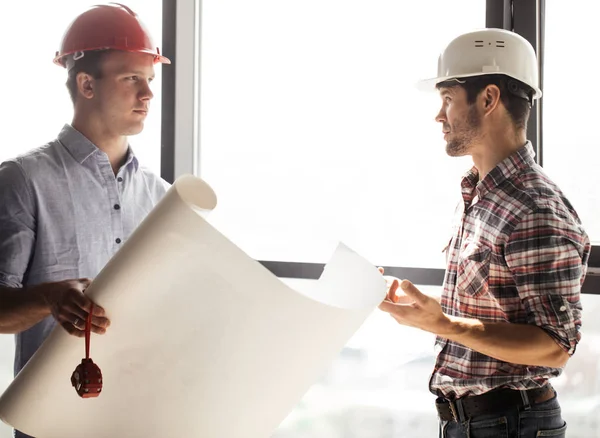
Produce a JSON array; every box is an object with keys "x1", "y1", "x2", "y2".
[{"x1": 474, "y1": 39, "x2": 506, "y2": 48}]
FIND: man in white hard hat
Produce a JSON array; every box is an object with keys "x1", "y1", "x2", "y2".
[{"x1": 378, "y1": 28, "x2": 590, "y2": 437}]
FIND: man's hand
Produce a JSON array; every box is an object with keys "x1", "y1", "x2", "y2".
[
  {"x1": 378, "y1": 267, "x2": 412, "y2": 304},
  {"x1": 376, "y1": 268, "x2": 569, "y2": 367},
  {"x1": 377, "y1": 267, "x2": 450, "y2": 334},
  {"x1": 31, "y1": 279, "x2": 110, "y2": 337}
]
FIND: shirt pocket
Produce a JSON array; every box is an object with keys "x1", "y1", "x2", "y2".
[{"x1": 457, "y1": 242, "x2": 491, "y2": 298}]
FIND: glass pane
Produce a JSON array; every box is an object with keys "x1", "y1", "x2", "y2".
[
  {"x1": 275, "y1": 278, "x2": 440, "y2": 438},
  {"x1": 200, "y1": 0, "x2": 484, "y2": 268},
  {"x1": 553, "y1": 294, "x2": 600, "y2": 437},
  {"x1": 0, "y1": 2, "x2": 163, "y2": 437},
  {"x1": 271, "y1": 285, "x2": 600, "y2": 438},
  {"x1": 543, "y1": 0, "x2": 600, "y2": 244}
]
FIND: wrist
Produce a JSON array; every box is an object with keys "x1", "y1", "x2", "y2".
[
  {"x1": 27, "y1": 283, "x2": 53, "y2": 314},
  {"x1": 438, "y1": 314, "x2": 468, "y2": 338}
]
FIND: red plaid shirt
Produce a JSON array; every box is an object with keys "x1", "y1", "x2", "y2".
[{"x1": 430, "y1": 142, "x2": 591, "y2": 399}]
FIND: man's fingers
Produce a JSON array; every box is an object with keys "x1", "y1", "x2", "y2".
[
  {"x1": 76, "y1": 278, "x2": 106, "y2": 316},
  {"x1": 70, "y1": 314, "x2": 88, "y2": 331},
  {"x1": 57, "y1": 311, "x2": 109, "y2": 335},
  {"x1": 380, "y1": 292, "x2": 414, "y2": 308},
  {"x1": 57, "y1": 305, "x2": 87, "y2": 325},
  {"x1": 91, "y1": 304, "x2": 106, "y2": 316},
  {"x1": 63, "y1": 311, "x2": 110, "y2": 329},
  {"x1": 378, "y1": 299, "x2": 395, "y2": 314},
  {"x1": 91, "y1": 315, "x2": 111, "y2": 329},
  {"x1": 386, "y1": 279, "x2": 416, "y2": 304},
  {"x1": 68, "y1": 287, "x2": 91, "y2": 310},
  {"x1": 78, "y1": 278, "x2": 93, "y2": 288},
  {"x1": 388, "y1": 279, "x2": 400, "y2": 302},
  {"x1": 90, "y1": 325, "x2": 107, "y2": 335},
  {"x1": 399, "y1": 280, "x2": 428, "y2": 306},
  {"x1": 394, "y1": 295, "x2": 415, "y2": 305},
  {"x1": 59, "y1": 321, "x2": 85, "y2": 338},
  {"x1": 378, "y1": 267, "x2": 384, "y2": 275},
  {"x1": 69, "y1": 290, "x2": 106, "y2": 316},
  {"x1": 378, "y1": 300, "x2": 408, "y2": 317},
  {"x1": 80, "y1": 296, "x2": 106, "y2": 316},
  {"x1": 57, "y1": 303, "x2": 107, "y2": 324}
]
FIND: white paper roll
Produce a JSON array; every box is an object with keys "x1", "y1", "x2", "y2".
[{"x1": 0, "y1": 175, "x2": 386, "y2": 438}]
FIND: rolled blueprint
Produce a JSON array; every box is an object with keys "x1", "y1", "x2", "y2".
[{"x1": 0, "y1": 175, "x2": 386, "y2": 438}]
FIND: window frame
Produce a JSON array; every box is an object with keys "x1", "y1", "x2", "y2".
[{"x1": 162, "y1": 0, "x2": 599, "y2": 294}]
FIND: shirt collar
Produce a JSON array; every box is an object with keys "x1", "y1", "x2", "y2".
[
  {"x1": 460, "y1": 141, "x2": 536, "y2": 204},
  {"x1": 122, "y1": 146, "x2": 139, "y2": 172},
  {"x1": 58, "y1": 124, "x2": 139, "y2": 172}
]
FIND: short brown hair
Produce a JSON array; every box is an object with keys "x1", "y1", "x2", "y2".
[
  {"x1": 437, "y1": 74, "x2": 533, "y2": 130},
  {"x1": 65, "y1": 50, "x2": 112, "y2": 103}
]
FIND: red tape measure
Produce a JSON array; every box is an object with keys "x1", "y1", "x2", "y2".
[{"x1": 71, "y1": 304, "x2": 103, "y2": 398}]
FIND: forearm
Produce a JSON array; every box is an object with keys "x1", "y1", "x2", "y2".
[
  {"x1": 441, "y1": 316, "x2": 569, "y2": 368},
  {"x1": 0, "y1": 285, "x2": 51, "y2": 333}
]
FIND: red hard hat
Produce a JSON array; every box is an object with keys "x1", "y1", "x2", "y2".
[{"x1": 53, "y1": 2, "x2": 171, "y2": 67}]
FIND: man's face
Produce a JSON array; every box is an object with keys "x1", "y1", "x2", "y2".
[
  {"x1": 92, "y1": 51, "x2": 156, "y2": 137},
  {"x1": 435, "y1": 85, "x2": 481, "y2": 157}
]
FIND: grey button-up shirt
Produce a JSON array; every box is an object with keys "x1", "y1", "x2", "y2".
[{"x1": 0, "y1": 124, "x2": 169, "y2": 378}]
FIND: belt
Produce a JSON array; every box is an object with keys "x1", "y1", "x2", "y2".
[{"x1": 436, "y1": 385, "x2": 555, "y2": 422}]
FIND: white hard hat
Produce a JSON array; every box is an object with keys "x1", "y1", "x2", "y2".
[{"x1": 417, "y1": 28, "x2": 542, "y2": 99}]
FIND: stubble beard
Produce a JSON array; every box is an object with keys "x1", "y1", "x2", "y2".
[{"x1": 445, "y1": 105, "x2": 480, "y2": 157}]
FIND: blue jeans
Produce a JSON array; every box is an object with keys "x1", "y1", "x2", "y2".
[{"x1": 439, "y1": 393, "x2": 567, "y2": 438}]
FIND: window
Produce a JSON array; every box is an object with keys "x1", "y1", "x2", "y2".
[
  {"x1": 542, "y1": 3, "x2": 600, "y2": 436},
  {"x1": 274, "y1": 279, "x2": 440, "y2": 438},
  {"x1": 200, "y1": 1, "x2": 484, "y2": 436},
  {"x1": 271, "y1": 291, "x2": 600, "y2": 438},
  {"x1": 0, "y1": 2, "x2": 163, "y2": 437},
  {"x1": 542, "y1": 0, "x2": 600, "y2": 244},
  {"x1": 200, "y1": 0, "x2": 484, "y2": 269},
  {"x1": 550, "y1": 294, "x2": 600, "y2": 437}
]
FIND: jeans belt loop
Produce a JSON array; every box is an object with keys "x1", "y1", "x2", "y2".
[{"x1": 520, "y1": 389, "x2": 532, "y2": 411}]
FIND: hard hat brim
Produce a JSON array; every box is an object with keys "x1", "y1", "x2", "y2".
[
  {"x1": 416, "y1": 73, "x2": 542, "y2": 99},
  {"x1": 53, "y1": 48, "x2": 171, "y2": 68}
]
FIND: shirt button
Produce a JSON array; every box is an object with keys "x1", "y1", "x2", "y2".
[
  {"x1": 117, "y1": 177, "x2": 123, "y2": 182},
  {"x1": 114, "y1": 204, "x2": 121, "y2": 210},
  {"x1": 116, "y1": 238, "x2": 122, "y2": 244},
  {"x1": 559, "y1": 306, "x2": 567, "y2": 312}
]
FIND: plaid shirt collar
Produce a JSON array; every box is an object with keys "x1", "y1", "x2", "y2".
[{"x1": 461, "y1": 141, "x2": 536, "y2": 204}]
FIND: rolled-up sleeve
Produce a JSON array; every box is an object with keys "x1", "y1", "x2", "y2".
[
  {"x1": 505, "y1": 206, "x2": 589, "y2": 356},
  {"x1": 0, "y1": 161, "x2": 36, "y2": 288}
]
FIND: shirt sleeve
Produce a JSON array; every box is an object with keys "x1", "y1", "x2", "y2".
[
  {"x1": 505, "y1": 205, "x2": 589, "y2": 356},
  {"x1": 0, "y1": 160, "x2": 36, "y2": 288}
]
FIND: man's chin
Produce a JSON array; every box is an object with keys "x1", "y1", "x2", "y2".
[
  {"x1": 445, "y1": 141, "x2": 468, "y2": 157},
  {"x1": 123, "y1": 123, "x2": 145, "y2": 136}
]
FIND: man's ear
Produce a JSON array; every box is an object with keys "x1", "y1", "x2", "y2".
[
  {"x1": 482, "y1": 84, "x2": 501, "y2": 115},
  {"x1": 76, "y1": 72, "x2": 95, "y2": 100}
]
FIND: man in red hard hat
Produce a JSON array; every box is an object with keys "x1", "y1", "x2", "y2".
[{"x1": 0, "y1": 5, "x2": 171, "y2": 436}]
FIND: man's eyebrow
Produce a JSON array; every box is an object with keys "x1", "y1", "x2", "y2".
[
  {"x1": 439, "y1": 87, "x2": 458, "y2": 98},
  {"x1": 120, "y1": 70, "x2": 155, "y2": 79}
]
